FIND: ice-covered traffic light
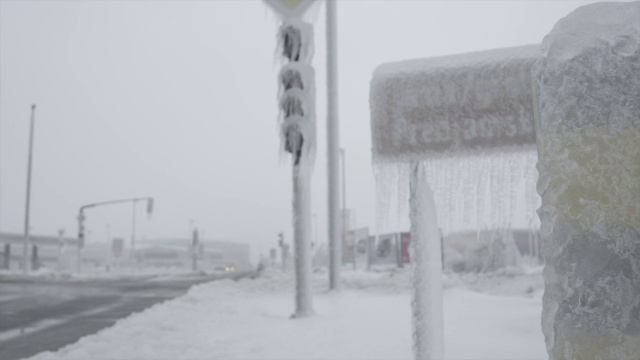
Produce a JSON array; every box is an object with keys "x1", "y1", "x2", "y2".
[
  {"x1": 77, "y1": 212, "x2": 86, "y2": 248},
  {"x1": 277, "y1": 19, "x2": 315, "y2": 167},
  {"x1": 264, "y1": 0, "x2": 317, "y2": 318}
]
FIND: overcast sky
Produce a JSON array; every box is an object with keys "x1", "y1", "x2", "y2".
[{"x1": 0, "y1": 0, "x2": 608, "y2": 261}]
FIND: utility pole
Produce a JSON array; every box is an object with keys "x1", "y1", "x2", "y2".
[
  {"x1": 326, "y1": 0, "x2": 340, "y2": 290},
  {"x1": 23, "y1": 104, "x2": 36, "y2": 273},
  {"x1": 57, "y1": 229, "x2": 64, "y2": 271},
  {"x1": 131, "y1": 201, "x2": 137, "y2": 267},
  {"x1": 192, "y1": 228, "x2": 199, "y2": 272},
  {"x1": 278, "y1": 232, "x2": 286, "y2": 271},
  {"x1": 340, "y1": 148, "x2": 352, "y2": 270},
  {"x1": 106, "y1": 224, "x2": 111, "y2": 271}
]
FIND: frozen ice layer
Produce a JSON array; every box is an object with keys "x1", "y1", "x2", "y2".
[
  {"x1": 533, "y1": 2, "x2": 640, "y2": 359},
  {"x1": 370, "y1": 44, "x2": 539, "y2": 164}
]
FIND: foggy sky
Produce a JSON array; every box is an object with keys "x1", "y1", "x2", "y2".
[{"x1": 0, "y1": 0, "x2": 607, "y2": 262}]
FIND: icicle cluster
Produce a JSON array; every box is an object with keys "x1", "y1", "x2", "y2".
[{"x1": 374, "y1": 149, "x2": 540, "y2": 236}]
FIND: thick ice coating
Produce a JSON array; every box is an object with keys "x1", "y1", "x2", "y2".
[
  {"x1": 533, "y1": 2, "x2": 640, "y2": 359},
  {"x1": 370, "y1": 44, "x2": 539, "y2": 164}
]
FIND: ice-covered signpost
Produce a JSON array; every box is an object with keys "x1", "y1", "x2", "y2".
[
  {"x1": 534, "y1": 3, "x2": 640, "y2": 358},
  {"x1": 370, "y1": 45, "x2": 539, "y2": 359},
  {"x1": 264, "y1": 0, "x2": 316, "y2": 318}
]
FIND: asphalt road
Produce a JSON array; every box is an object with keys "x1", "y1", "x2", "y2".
[{"x1": 0, "y1": 271, "x2": 253, "y2": 360}]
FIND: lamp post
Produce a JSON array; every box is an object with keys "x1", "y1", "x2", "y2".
[
  {"x1": 22, "y1": 104, "x2": 36, "y2": 273},
  {"x1": 313, "y1": 213, "x2": 318, "y2": 248},
  {"x1": 131, "y1": 202, "x2": 137, "y2": 265},
  {"x1": 57, "y1": 229, "x2": 64, "y2": 271},
  {"x1": 340, "y1": 148, "x2": 352, "y2": 270},
  {"x1": 326, "y1": 0, "x2": 341, "y2": 290},
  {"x1": 106, "y1": 224, "x2": 111, "y2": 271}
]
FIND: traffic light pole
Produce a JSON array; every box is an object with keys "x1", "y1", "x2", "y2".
[
  {"x1": 292, "y1": 161, "x2": 313, "y2": 317},
  {"x1": 326, "y1": 0, "x2": 341, "y2": 290},
  {"x1": 266, "y1": 0, "x2": 317, "y2": 318},
  {"x1": 77, "y1": 197, "x2": 153, "y2": 273}
]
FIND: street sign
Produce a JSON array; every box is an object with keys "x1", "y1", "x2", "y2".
[
  {"x1": 371, "y1": 45, "x2": 539, "y2": 163},
  {"x1": 264, "y1": 0, "x2": 316, "y2": 18},
  {"x1": 112, "y1": 238, "x2": 124, "y2": 258}
]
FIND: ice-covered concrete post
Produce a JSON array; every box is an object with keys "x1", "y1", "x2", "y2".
[
  {"x1": 409, "y1": 162, "x2": 443, "y2": 358},
  {"x1": 370, "y1": 45, "x2": 539, "y2": 359},
  {"x1": 533, "y1": 2, "x2": 640, "y2": 358}
]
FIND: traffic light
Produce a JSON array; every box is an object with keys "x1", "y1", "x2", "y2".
[
  {"x1": 193, "y1": 228, "x2": 199, "y2": 247},
  {"x1": 277, "y1": 19, "x2": 315, "y2": 167},
  {"x1": 77, "y1": 212, "x2": 86, "y2": 248},
  {"x1": 146, "y1": 198, "x2": 154, "y2": 214}
]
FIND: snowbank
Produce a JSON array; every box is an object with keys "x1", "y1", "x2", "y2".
[{"x1": 25, "y1": 268, "x2": 547, "y2": 360}]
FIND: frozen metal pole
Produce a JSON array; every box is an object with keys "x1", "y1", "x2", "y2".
[
  {"x1": 292, "y1": 162, "x2": 314, "y2": 317},
  {"x1": 106, "y1": 224, "x2": 111, "y2": 271},
  {"x1": 57, "y1": 229, "x2": 64, "y2": 271},
  {"x1": 340, "y1": 148, "x2": 352, "y2": 270},
  {"x1": 409, "y1": 162, "x2": 444, "y2": 360},
  {"x1": 191, "y1": 228, "x2": 200, "y2": 272},
  {"x1": 326, "y1": 0, "x2": 340, "y2": 290},
  {"x1": 131, "y1": 201, "x2": 137, "y2": 267},
  {"x1": 23, "y1": 104, "x2": 36, "y2": 273},
  {"x1": 77, "y1": 209, "x2": 84, "y2": 273}
]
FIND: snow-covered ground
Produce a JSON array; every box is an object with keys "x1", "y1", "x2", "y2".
[{"x1": 24, "y1": 266, "x2": 547, "y2": 360}]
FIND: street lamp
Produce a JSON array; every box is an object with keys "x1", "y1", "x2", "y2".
[
  {"x1": 106, "y1": 224, "x2": 111, "y2": 271},
  {"x1": 340, "y1": 148, "x2": 352, "y2": 270},
  {"x1": 22, "y1": 104, "x2": 36, "y2": 273},
  {"x1": 326, "y1": 0, "x2": 341, "y2": 290}
]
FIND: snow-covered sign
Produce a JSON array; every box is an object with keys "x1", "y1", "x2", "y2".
[
  {"x1": 370, "y1": 45, "x2": 539, "y2": 163},
  {"x1": 264, "y1": 0, "x2": 316, "y2": 18}
]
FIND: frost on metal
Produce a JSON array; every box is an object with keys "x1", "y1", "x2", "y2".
[
  {"x1": 277, "y1": 19, "x2": 314, "y2": 66},
  {"x1": 271, "y1": 11, "x2": 316, "y2": 318},
  {"x1": 276, "y1": 22, "x2": 316, "y2": 173},
  {"x1": 278, "y1": 64, "x2": 316, "y2": 169},
  {"x1": 533, "y1": 2, "x2": 640, "y2": 358},
  {"x1": 370, "y1": 44, "x2": 539, "y2": 164}
]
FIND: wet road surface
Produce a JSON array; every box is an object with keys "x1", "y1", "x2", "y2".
[{"x1": 0, "y1": 271, "x2": 253, "y2": 360}]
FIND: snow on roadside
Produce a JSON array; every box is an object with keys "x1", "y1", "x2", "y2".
[{"x1": 25, "y1": 268, "x2": 547, "y2": 360}]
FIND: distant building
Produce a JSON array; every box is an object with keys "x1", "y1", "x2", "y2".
[{"x1": 0, "y1": 232, "x2": 251, "y2": 272}]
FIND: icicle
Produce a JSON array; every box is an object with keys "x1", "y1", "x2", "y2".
[
  {"x1": 463, "y1": 156, "x2": 477, "y2": 226},
  {"x1": 524, "y1": 151, "x2": 539, "y2": 226},
  {"x1": 476, "y1": 156, "x2": 488, "y2": 235},
  {"x1": 499, "y1": 153, "x2": 509, "y2": 229},
  {"x1": 452, "y1": 156, "x2": 464, "y2": 232},
  {"x1": 489, "y1": 154, "x2": 500, "y2": 230},
  {"x1": 373, "y1": 147, "x2": 540, "y2": 250},
  {"x1": 374, "y1": 163, "x2": 397, "y2": 235},
  {"x1": 397, "y1": 162, "x2": 410, "y2": 228}
]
